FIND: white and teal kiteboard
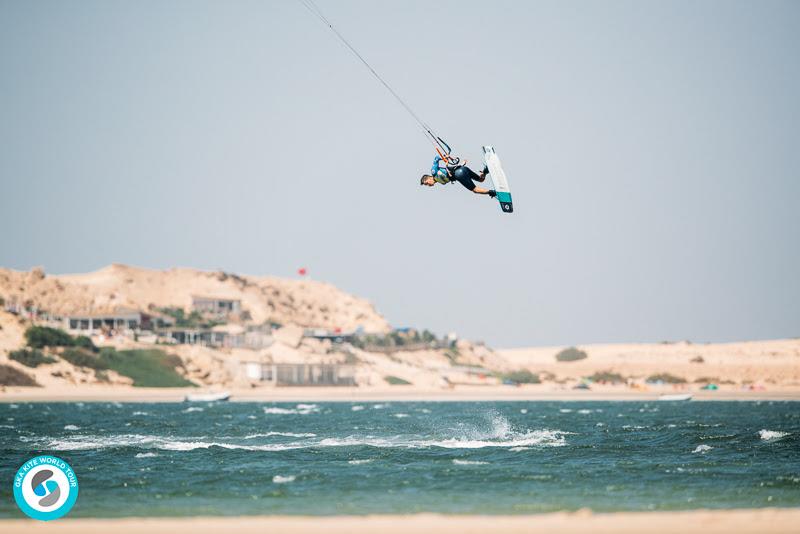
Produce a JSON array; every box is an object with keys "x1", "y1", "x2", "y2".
[{"x1": 482, "y1": 146, "x2": 513, "y2": 213}]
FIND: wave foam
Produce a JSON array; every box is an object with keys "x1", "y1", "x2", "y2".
[
  {"x1": 242, "y1": 432, "x2": 316, "y2": 439},
  {"x1": 759, "y1": 429, "x2": 790, "y2": 441},
  {"x1": 692, "y1": 445, "x2": 713, "y2": 454},
  {"x1": 452, "y1": 459, "x2": 489, "y2": 465},
  {"x1": 272, "y1": 475, "x2": 295, "y2": 484},
  {"x1": 263, "y1": 404, "x2": 319, "y2": 415}
]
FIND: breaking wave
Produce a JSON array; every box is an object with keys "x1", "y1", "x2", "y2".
[
  {"x1": 759, "y1": 430, "x2": 790, "y2": 441},
  {"x1": 263, "y1": 404, "x2": 320, "y2": 415}
]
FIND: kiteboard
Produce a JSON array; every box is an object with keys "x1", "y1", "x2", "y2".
[{"x1": 482, "y1": 146, "x2": 513, "y2": 213}]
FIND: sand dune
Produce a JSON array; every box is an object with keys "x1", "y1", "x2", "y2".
[{"x1": 0, "y1": 264, "x2": 390, "y2": 332}]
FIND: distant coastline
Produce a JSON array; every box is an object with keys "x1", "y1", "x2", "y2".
[{"x1": 1, "y1": 384, "x2": 799, "y2": 403}]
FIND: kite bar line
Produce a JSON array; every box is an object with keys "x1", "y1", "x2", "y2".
[{"x1": 297, "y1": 0, "x2": 452, "y2": 157}]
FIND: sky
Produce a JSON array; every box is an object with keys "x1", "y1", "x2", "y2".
[{"x1": 1, "y1": 0, "x2": 798, "y2": 348}]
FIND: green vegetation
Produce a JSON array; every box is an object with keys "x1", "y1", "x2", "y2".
[
  {"x1": 646, "y1": 372, "x2": 687, "y2": 384},
  {"x1": 384, "y1": 375, "x2": 412, "y2": 385},
  {"x1": 61, "y1": 348, "x2": 109, "y2": 370},
  {"x1": 0, "y1": 364, "x2": 39, "y2": 386},
  {"x1": 694, "y1": 376, "x2": 719, "y2": 384},
  {"x1": 555, "y1": 347, "x2": 588, "y2": 362},
  {"x1": 100, "y1": 349, "x2": 194, "y2": 387},
  {"x1": 353, "y1": 329, "x2": 439, "y2": 350},
  {"x1": 444, "y1": 347, "x2": 460, "y2": 365},
  {"x1": 73, "y1": 335, "x2": 98, "y2": 352},
  {"x1": 13, "y1": 327, "x2": 192, "y2": 387},
  {"x1": 159, "y1": 307, "x2": 222, "y2": 329},
  {"x1": 9, "y1": 348, "x2": 57, "y2": 368},
  {"x1": 501, "y1": 369, "x2": 540, "y2": 384},
  {"x1": 586, "y1": 371, "x2": 626, "y2": 384},
  {"x1": 25, "y1": 326, "x2": 74, "y2": 348}
]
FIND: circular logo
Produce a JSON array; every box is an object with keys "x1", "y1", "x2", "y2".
[{"x1": 13, "y1": 455, "x2": 79, "y2": 521}]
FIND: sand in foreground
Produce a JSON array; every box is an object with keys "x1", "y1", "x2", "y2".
[{"x1": 2, "y1": 509, "x2": 799, "y2": 534}]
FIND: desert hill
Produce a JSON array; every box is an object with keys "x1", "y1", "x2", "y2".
[{"x1": 0, "y1": 264, "x2": 390, "y2": 333}]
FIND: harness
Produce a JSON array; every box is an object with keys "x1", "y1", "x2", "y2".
[{"x1": 431, "y1": 154, "x2": 465, "y2": 184}]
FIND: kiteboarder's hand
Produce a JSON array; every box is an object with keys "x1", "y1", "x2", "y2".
[{"x1": 488, "y1": 190, "x2": 497, "y2": 198}]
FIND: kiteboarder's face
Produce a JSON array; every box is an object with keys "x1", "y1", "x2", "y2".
[{"x1": 421, "y1": 176, "x2": 436, "y2": 187}]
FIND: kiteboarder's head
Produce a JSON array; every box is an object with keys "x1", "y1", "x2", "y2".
[{"x1": 420, "y1": 174, "x2": 436, "y2": 187}]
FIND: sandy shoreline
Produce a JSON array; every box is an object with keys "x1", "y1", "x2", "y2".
[
  {"x1": 1, "y1": 385, "x2": 799, "y2": 402},
  {"x1": 2, "y1": 510, "x2": 800, "y2": 534}
]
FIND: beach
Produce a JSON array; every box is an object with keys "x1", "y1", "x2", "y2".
[
  {"x1": 1, "y1": 384, "x2": 799, "y2": 403},
  {"x1": 3, "y1": 509, "x2": 800, "y2": 534}
]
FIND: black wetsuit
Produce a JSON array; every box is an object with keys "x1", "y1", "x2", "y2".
[{"x1": 451, "y1": 166, "x2": 482, "y2": 191}]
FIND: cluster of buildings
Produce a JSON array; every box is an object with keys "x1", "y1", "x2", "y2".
[{"x1": 4, "y1": 295, "x2": 453, "y2": 388}]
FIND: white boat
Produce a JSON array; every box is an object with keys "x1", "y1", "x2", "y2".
[
  {"x1": 185, "y1": 391, "x2": 231, "y2": 402},
  {"x1": 658, "y1": 393, "x2": 693, "y2": 401}
]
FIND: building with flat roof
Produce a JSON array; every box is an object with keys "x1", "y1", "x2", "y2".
[
  {"x1": 191, "y1": 295, "x2": 242, "y2": 317},
  {"x1": 243, "y1": 362, "x2": 355, "y2": 386},
  {"x1": 62, "y1": 308, "x2": 174, "y2": 333}
]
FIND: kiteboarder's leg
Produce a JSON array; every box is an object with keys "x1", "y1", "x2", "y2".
[
  {"x1": 452, "y1": 166, "x2": 492, "y2": 196},
  {"x1": 454, "y1": 166, "x2": 485, "y2": 184}
]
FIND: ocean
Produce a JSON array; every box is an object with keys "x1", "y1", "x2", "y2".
[{"x1": 0, "y1": 401, "x2": 798, "y2": 517}]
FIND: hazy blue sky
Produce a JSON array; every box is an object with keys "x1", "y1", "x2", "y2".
[{"x1": 1, "y1": 0, "x2": 798, "y2": 347}]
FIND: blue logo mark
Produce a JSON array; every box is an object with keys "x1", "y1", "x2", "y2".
[{"x1": 13, "y1": 455, "x2": 79, "y2": 521}]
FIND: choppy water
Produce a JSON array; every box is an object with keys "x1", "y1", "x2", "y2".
[{"x1": 1, "y1": 401, "x2": 798, "y2": 517}]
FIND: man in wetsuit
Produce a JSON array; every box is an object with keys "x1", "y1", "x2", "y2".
[{"x1": 419, "y1": 155, "x2": 497, "y2": 197}]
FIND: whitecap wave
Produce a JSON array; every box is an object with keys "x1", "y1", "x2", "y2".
[
  {"x1": 759, "y1": 429, "x2": 790, "y2": 441},
  {"x1": 272, "y1": 475, "x2": 295, "y2": 484},
  {"x1": 132, "y1": 411, "x2": 150, "y2": 416},
  {"x1": 452, "y1": 459, "x2": 489, "y2": 465},
  {"x1": 242, "y1": 432, "x2": 316, "y2": 439},
  {"x1": 347, "y1": 459, "x2": 374, "y2": 465},
  {"x1": 263, "y1": 404, "x2": 319, "y2": 415},
  {"x1": 33, "y1": 414, "x2": 569, "y2": 452},
  {"x1": 135, "y1": 452, "x2": 159, "y2": 458},
  {"x1": 393, "y1": 413, "x2": 409, "y2": 418},
  {"x1": 692, "y1": 444, "x2": 712, "y2": 454},
  {"x1": 182, "y1": 407, "x2": 204, "y2": 413},
  {"x1": 63, "y1": 425, "x2": 80, "y2": 431},
  {"x1": 351, "y1": 405, "x2": 365, "y2": 411}
]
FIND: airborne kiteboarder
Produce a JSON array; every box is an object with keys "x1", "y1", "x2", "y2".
[
  {"x1": 298, "y1": 0, "x2": 513, "y2": 213},
  {"x1": 419, "y1": 155, "x2": 497, "y2": 198}
]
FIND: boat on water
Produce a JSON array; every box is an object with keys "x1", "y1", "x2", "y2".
[
  {"x1": 184, "y1": 391, "x2": 231, "y2": 402},
  {"x1": 658, "y1": 393, "x2": 693, "y2": 401}
]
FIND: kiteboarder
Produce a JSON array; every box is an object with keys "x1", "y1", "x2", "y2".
[{"x1": 419, "y1": 155, "x2": 497, "y2": 197}]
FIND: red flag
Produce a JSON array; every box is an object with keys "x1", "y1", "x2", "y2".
[{"x1": 298, "y1": 267, "x2": 307, "y2": 276}]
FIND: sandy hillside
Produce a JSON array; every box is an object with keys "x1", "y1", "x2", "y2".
[
  {"x1": 0, "y1": 264, "x2": 390, "y2": 332},
  {"x1": 0, "y1": 310, "x2": 25, "y2": 354},
  {"x1": 498, "y1": 339, "x2": 800, "y2": 386}
]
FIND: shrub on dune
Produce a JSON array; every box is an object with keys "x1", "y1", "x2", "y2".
[{"x1": 555, "y1": 347, "x2": 588, "y2": 362}]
